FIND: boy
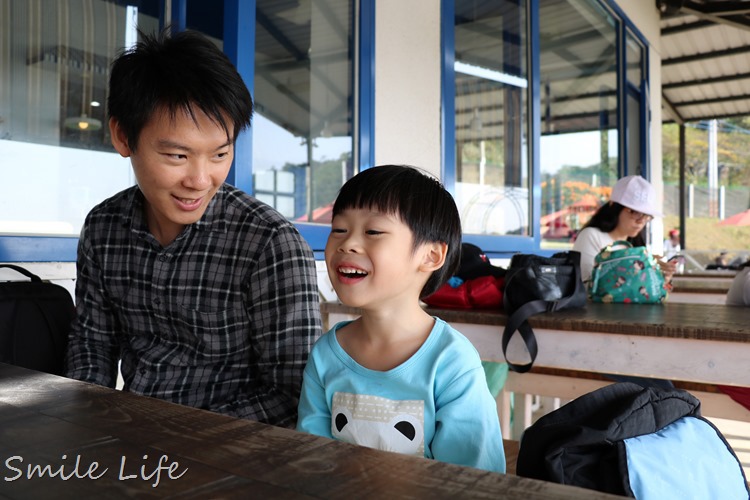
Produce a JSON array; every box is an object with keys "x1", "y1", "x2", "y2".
[
  {"x1": 65, "y1": 29, "x2": 321, "y2": 427},
  {"x1": 297, "y1": 165, "x2": 505, "y2": 473}
]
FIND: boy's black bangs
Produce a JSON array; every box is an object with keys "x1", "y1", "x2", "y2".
[{"x1": 332, "y1": 170, "x2": 409, "y2": 218}]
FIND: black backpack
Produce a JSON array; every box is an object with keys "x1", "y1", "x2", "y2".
[
  {"x1": 516, "y1": 382, "x2": 749, "y2": 499},
  {"x1": 0, "y1": 264, "x2": 75, "y2": 375}
]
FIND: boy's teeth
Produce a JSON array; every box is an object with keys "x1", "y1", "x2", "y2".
[{"x1": 339, "y1": 267, "x2": 367, "y2": 275}]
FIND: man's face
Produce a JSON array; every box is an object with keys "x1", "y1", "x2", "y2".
[{"x1": 110, "y1": 107, "x2": 234, "y2": 245}]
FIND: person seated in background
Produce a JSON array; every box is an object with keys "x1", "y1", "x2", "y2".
[
  {"x1": 664, "y1": 228, "x2": 681, "y2": 260},
  {"x1": 65, "y1": 29, "x2": 322, "y2": 428},
  {"x1": 663, "y1": 229, "x2": 684, "y2": 273},
  {"x1": 296, "y1": 165, "x2": 506, "y2": 473},
  {"x1": 573, "y1": 175, "x2": 677, "y2": 284},
  {"x1": 573, "y1": 175, "x2": 675, "y2": 390},
  {"x1": 726, "y1": 262, "x2": 750, "y2": 306},
  {"x1": 707, "y1": 251, "x2": 731, "y2": 270}
]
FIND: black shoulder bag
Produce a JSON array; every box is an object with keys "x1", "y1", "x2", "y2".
[
  {"x1": 0, "y1": 264, "x2": 75, "y2": 375},
  {"x1": 501, "y1": 251, "x2": 586, "y2": 373}
]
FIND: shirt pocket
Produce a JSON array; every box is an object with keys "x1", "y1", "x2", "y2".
[{"x1": 172, "y1": 304, "x2": 250, "y2": 359}]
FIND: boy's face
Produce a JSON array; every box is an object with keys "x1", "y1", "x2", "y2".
[
  {"x1": 109, "y1": 106, "x2": 234, "y2": 246},
  {"x1": 325, "y1": 208, "x2": 435, "y2": 310}
]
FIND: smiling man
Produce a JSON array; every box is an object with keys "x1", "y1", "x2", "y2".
[{"x1": 65, "y1": 29, "x2": 322, "y2": 428}]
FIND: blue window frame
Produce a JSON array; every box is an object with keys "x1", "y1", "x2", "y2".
[
  {"x1": 444, "y1": 0, "x2": 539, "y2": 258},
  {"x1": 293, "y1": 0, "x2": 376, "y2": 255},
  {"x1": 442, "y1": 0, "x2": 651, "y2": 258}
]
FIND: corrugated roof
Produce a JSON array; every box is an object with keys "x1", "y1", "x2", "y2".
[{"x1": 659, "y1": 0, "x2": 750, "y2": 123}]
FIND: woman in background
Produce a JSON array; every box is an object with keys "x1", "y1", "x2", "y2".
[
  {"x1": 573, "y1": 175, "x2": 676, "y2": 390},
  {"x1": 573, "y1": 175, "x2": 677, "y2": 283}
]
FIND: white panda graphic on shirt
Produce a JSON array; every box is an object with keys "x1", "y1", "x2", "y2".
[{"x1": 331, "y1": 392, "x2": 425, "y2": 456}]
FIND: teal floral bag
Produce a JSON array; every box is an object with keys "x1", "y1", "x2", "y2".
[{"x1": 588, "y1": 241, "x2": 667, "y2": 304}]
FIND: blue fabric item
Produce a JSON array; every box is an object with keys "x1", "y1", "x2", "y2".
[
  {"x1": 447, "y1": 276, "x2": 464, "y2": 288},
  {"x1": 624, "y1": 416, "x2": 748, "y2": 500},
  {"x1": 297, "y1": 318, "x2": 506, "y2": 473}
]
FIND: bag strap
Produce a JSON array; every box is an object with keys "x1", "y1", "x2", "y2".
[
  {"x1": 0, "y1": 264, "x2": 43, "y2": 283},
  {"x1": 501, "y1": 252, "x2": 584, "y2": 373}
]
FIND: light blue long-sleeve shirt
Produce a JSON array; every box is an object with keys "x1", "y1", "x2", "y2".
[{"x1": 297, "y1": 318, "x2": 506, "y2": 473}]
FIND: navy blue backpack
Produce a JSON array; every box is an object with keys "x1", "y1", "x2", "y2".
[{"x1": 516, "y1": 382, "x2": 749, "y2": 499}]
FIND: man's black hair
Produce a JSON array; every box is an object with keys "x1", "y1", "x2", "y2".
[
  {"x1": 107, "y1": 28, "x2": 253, "y2": 151},
  {"x1": 332, "y1": 165, "x2": 462, "y2": 298}
]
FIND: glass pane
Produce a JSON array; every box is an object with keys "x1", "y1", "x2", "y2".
[
  {"x1": 253, "y1": 0, "x2": 355, "y2": 224},
  {"x1": 539, "y1": 0, "x2": 618, "y2": 248},
  {"x1": 626, "y1": 30, "x2": 642, "y2": 87},
  {"x1": 627, "y1": 91, "x2": 642, "y2": 174},
  {"x1": 0, "y1": 1, "x2": 158, "y2": 236},
  {"x1": 454, "y1": 1, "x2": 529, "y2": 237}
]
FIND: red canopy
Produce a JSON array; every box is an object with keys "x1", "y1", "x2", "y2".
[{"x1": 718, "y1": 209, "x2": 750, "y2": 226}]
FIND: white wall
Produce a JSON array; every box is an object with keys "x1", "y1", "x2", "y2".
[{"x1": 374, "y1": 0, "x2": 442, "y2": 177}]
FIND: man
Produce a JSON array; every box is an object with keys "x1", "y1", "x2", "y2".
[{"x1": 65, "y1": 29, "x2": 321, "y2": 428}]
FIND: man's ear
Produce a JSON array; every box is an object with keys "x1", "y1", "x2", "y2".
[
  {"x1": 109, "y1": 118, "x2": 132, "y2": 158},
  {"x1": 419, "y1": 242, "x2": 448, "y2": 272}
]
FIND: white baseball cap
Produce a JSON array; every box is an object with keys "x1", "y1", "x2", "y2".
[{"x1": 610, "y1": 175, "x2": 661, "y2": 217}]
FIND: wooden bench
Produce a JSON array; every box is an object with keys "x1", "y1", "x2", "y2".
[
  {"x1": 503, "y1": 439, "x2": 519, "y2": 475},
  {"x1": 498, "y1": 367, "x2": 750, "y2": 440}
]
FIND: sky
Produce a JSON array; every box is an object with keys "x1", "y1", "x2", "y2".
[
  {"x1": 252, "y1": 113, "x2": 351, "y2": 171},
  {"x1": 540, "y1": 130, "x2": 618, "y2": 174}
]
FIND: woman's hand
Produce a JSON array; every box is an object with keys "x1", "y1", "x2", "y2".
[{"x1": 656, "y1": 256, "x2": 677, "y2": 283}]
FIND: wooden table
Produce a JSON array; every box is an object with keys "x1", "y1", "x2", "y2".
[
  {"x1": 675, "y1": 271, "x2": 737, "y2": 279},
  {"x1": 0, "y1": 364, "x2": 620, "y2": 499},
  {"x1": 669, "y1": 275, "x2": 733, "y2": 304},
  {"x1": 671, "y1": 278, "x2": 731, "y2": 293},
  {"x1": 323, "y1": 301, "x2": 750, "y2": 387},
  {"x1": 322, "y1": 301, "x2": 750, "y2": 438}
]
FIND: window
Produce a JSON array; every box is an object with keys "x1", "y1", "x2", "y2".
[
  {"x1": 450, "y1": 1, "x2": 531, "y2": 252},
  {"x1": 252, "y1": 0, "x2": 357, "y2": 229},
  {"x1": 625, "y1": 28, "x2": 647, "y2": 176},
  {"x1": 444, "y1": 1, "x2": 652, "y2": 255},
  {"x1": 0, "y1": 0, "x2": 368, "y2": 260},
  {"x1": 0, "y1": 1, "x2": 149, "y2": 244},
  {"x1": 538, "y1": 0, "x2": 620, "y2": 248}
]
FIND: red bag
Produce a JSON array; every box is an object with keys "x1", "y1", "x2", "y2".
[{"x1": 423, "y1": 275, "x2": 504, "y2": 309}]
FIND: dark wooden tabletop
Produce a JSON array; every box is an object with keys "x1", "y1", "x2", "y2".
[
  {"x1": 322, "y1": 301, "x2": 750, "y2": 343},
  {"x1": 0, "y1": 364, "x2": 621, "y2": 499}
]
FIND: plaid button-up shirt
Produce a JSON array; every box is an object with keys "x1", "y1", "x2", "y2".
[{"x1": 65, "y1": 184, "x2": 322, "y2": 427}]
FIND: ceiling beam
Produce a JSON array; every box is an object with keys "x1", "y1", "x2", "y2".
[
  {"x1": 663, "y1": 71, "x2": 750, "y2": 90},
  {"x1": 661, "y1": 20, "x2": 714, "y2": 36},
  {"x1": 672, "y1": 93, "x2": 750, "y2": 107},
  {"x1": 691, "y1": 1, "x2": 750, "y2": 17},
  {"x1": 662, "y1": 45, "x2": 750, "y2": 65},
  {"x1": 658, "y1": 0, "x2": 750, "y2": 31},
  {"x1": 662, "y1": 94, "x2": 685, "y2": 125}
]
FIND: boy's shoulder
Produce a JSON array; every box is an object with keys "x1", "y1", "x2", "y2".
[
  {"x1": 309, "y1": 320, "x2": 350, "y2": 353},
  {"x1": 432, "y1": 317, "x2": 475, "y2": 347}
]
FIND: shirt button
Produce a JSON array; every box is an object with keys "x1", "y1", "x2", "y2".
[
  {"x1": 159, "y1": 255, "x2": 167, "y2": 262},
  {"x1": 153, "y1": 297, "x2": 161, "y2": 306}
]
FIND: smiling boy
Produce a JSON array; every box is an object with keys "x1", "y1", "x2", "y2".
[
  {"x1": 296, "y1": 165, "x2": 506, "y2": 473},
  {"x1": 65, "y1": 29, "x2": 321, "y2": 427}
]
